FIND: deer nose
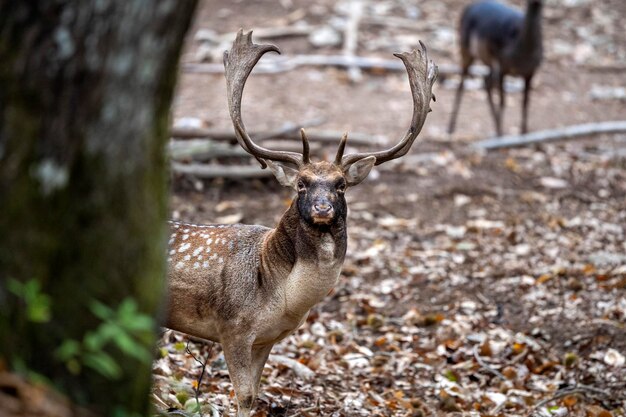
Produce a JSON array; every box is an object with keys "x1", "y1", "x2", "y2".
[{"x1": 313, "y1": 202, "x2": 333, "y2": 215}]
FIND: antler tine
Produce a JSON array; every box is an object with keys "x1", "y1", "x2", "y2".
[
  {"x1": 300, "y1": 128, "x2": 310, "y2": 164},
  {"x1": 334, "y1": 133, "x2": 348, "y2": 165},
  {"x1": 341, "y1": 41, "x2": 438, "y2": 167},
  {"x1": 224, "y1": 29, "x2": 304, "y2": 168}
]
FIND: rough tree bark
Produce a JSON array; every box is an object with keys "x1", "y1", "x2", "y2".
[{"x1": 0, "y1": 1, "x2": 197, "y2": 416}]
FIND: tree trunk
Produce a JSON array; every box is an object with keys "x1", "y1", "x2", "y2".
[{"x1": 0, "y1": 1, "x2": 197, "y2": 416}]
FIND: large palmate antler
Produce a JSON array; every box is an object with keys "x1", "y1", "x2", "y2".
[
  {"x1": 339, "y1": 42, "x2": 438, "y2": 168},
  {"x1": 224, "y1": 29, "x2": 310, "y2": 168},
  {"x1": 224, "y1": 30, "x2": 437, "y2": 170}
]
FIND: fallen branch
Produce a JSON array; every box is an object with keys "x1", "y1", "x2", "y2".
[
  {"x1": 171, "y1": 127, "x2": 387, "y2": 147},
  {"x1": 473, "y1": 121, "x2": 626, "y2": 150},
  {"x1": 171, "y1": 118, "x2": 324, "y2": 141},
  {"x1": 169, "y1": 139, "x2": 247, "y2": 160},
  {"x1": 183, "y1": 54, "x2": 488, "y2": 77},
  {"x1": 269, "y1": 354, "x2": 315, "y2": 380},
  {"x1": 171, "y1": 162, "x2": 270, "y2": 179},
  {"x1": 169, "y1": 139, "x2": 320, "y2": 161},
  {"x1": 200, "y1": 25, "x2": 317, "y2": 44}
]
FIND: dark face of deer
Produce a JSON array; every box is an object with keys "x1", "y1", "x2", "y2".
[
  {"x1": 296, "y1": 163, "x2": 347, "y2": 226},
  {"x1": 266, "y1": 157, "x2": 376, "y2": 228}
]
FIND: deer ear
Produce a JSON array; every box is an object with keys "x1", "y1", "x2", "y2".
[
  {"x1": 265, "y1": 160, "x2": 299, "y2": 189},
  {"x1": 343, "y1": 156, "x2": 376, "y2": 186}
]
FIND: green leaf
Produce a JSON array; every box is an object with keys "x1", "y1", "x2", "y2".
[
  {"x1": 7, "y1": 279, "x2": 51, "y2": 322},
  {"x1": 6, "y1": 278, "x2": 25, "y2": 297},
  {"x1": 27, "y1": 293, "x2": 51, "y2": 323},
  {"x1": 112, "y1": 330, "x2": 152, "y2": 363},
  {"x1": 176, "y1": 391, "x2": 189, "y2": 405},
  {"x1": 83, "y1": 351, "x2": 122, "y2": 380},
  {"x1": 90, "y1": 300, "x2": 114, "y2": 321},
  {"x1": 84, "y1": 330, "x2": 109, "y2": 351},
  {"x1": 120, "y1": 314, "x2": 154, "y2": 332},
  {"x1": 443, "y1": 369, "x2": 457, "y2": 382},
  {"x1": 117, "y1": 298, "x2": 138, "y2": 319},
  {"x1": 55, "y1": 339, "x2": 81, "y2": 361}
]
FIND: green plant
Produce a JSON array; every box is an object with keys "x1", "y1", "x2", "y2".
[
  {"x1": 55, "y1": 298, "x2": 155, "y2": 380},
  {"x1": 7, "y1": 278, "x2": 51, "y2": 322}
]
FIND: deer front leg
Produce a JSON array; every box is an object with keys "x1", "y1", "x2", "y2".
[
  {"x1": 222, "y1": 338, "x2": 257, "y2": 417},
  {"x1": 251, "y1": 344, "x2": 273, "y2": 398}
]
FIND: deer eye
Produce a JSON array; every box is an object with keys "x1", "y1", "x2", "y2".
[
  {"x1": 336, "y1": 183, "x2": 346, "y2": 193},
  {"x1": 297, "y1": 180, "x2": 306, "y2": 192}
]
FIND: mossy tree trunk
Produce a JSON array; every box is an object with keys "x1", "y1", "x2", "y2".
[{"x1": 0, "y1": 1, "x2": 197, "y2": 415}]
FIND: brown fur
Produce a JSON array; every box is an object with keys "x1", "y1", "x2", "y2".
[{"x1": 165, "y1": 163, "x2": 349, "y2": 417}]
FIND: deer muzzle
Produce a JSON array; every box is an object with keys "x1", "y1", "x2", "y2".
[{"x1": 311, "y1": 200, "x2": 334, "y2": 224}]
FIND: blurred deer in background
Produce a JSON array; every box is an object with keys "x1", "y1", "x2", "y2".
[
  {"x1": 165, "y1": 30, "x2": 437, "y2": 417},
  {"x1": 448, "y1": 0, "x2": 543, "y2": 136}
]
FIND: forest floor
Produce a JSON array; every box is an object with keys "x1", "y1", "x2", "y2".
[{"x1": 154, "y1": 0, "x2": 626, "y2": 416}]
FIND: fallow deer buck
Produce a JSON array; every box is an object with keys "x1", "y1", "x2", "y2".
[
  {"x1": 448, "y1": 0, "x2": 543, "y2": 136},
  {"x1": 165, "y1": 30, "x2": 437, "y2": 417}
]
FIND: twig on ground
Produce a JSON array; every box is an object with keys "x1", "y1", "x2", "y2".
[
  {"x1": 185, "y1": 340, "x2": 214, "y2": 417},
  {"x1": 269, "y1": 354, "x2": 315, "y2": 380},
  {"x1": 473, "y1": 344, "x2": 507, "y2": 381},
  {"x1": 531, "y1": 385, "x2": 610, "y2": 410}
]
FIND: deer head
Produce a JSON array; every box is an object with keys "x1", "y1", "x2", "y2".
[{"x1": 224, "y1": 29, "x2": 437, "y2": 228}]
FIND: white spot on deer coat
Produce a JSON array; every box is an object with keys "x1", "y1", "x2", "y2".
[
  {"x1": 169, "y1": 249, "x2": 176, "y2": 255},
  {"x1": 184, "y1": 254, "x2": 191, "y2": 261},
  {"x1": 206, "y1": 238, "x2": 213, "y2": 245},
  {"x1": 175, "y1": 261, "x2": 184, "y2": 270},
  {"x1": 192, "y1": 246, "x2": 204, "y2": 256},
  {"x1": 178, "y1": 242, "x2": 191, "y2": 252},
  {"x1": 182, "y1": 234, "x2": 189, "y2": 240}
]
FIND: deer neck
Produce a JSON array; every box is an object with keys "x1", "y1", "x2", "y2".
[{"x1": 261, "y1": 200, "x2": 347, "y2": 317}]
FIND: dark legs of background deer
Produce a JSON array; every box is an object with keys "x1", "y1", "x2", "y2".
[
  {"x1": 448, "y1": 66, "x2": 469, "y2": 134},
  {"x1": 497, "y1": 71, "x2": 505, "y2": 136},
  {"x1": 484, "y1": 70, "x2": 503, "y2": 136},
  {"x1": 521, "y1": 75, "x2": 533, "y2": 134}
]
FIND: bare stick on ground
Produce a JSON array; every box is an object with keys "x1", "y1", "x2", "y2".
[{"x1": 473, "y1": 121, "x2": 626, "y2": 150}]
